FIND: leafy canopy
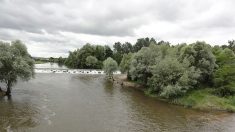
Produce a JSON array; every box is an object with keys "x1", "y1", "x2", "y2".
[
  {"x1": 0, "y1": 40, "x2": 34, "y2": 95},
  {"x1": 103, "y1": 57, "x2": 118, "y2": 77}
]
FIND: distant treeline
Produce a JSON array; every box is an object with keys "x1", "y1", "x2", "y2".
[
  {"x1": 34, "y1": 57, "x2": 66, "y2": 64},
  {"x1": 64, "y1": 38, "x2": 169, "y2": 69}
]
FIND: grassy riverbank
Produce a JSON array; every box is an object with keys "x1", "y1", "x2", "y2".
[
  {"x1": 115, "y1": 74, "x2": 235, "y2": 112},
  {"x1": 173, "y1": 89, "x2": 235, "y2": 112}
]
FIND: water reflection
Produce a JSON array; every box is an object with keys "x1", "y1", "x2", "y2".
[
  {"x1": 0, "y1": 96, "x2": 39, "y2": 131},
  {"x1": 103, "y1": 79, "x2": 114, "y2": 95}
]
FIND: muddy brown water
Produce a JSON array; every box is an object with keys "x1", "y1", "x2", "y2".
[{"x1": 0, "y1": 64, "x2": 235, "y2": 132}]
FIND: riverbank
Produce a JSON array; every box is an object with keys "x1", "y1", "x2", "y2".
[{"x1": 114, "y1": 74, "x2": 235, "y2": 112}]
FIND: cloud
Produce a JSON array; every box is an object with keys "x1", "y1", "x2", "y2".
[{"x1": 0, "y1": 0, "x2": 235, "y2": 57}]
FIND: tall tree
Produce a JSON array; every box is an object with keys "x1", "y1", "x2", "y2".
[
  {"x1": 122, "y1": 42, "x2": 133, "y2": 54},
  {"x1": 0, "y1": 40, "x2": 35, "y2": 96},
  {"x1": 65, "y1": 50, "x2": 79, "y2": 68},
  {"x1": 133, "y1": 37, "x2": 155, "y2": 52},
  {"x1": 104, "y1": 45, "x2": 113, "y2": 58},
  {"x1": 113, "y1": 42, "x2": 122, "y2": 53}
]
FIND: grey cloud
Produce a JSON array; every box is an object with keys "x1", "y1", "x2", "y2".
[
  {"x1": 0, "y1": 0, "x2": 235, "y2": 57},
  {"x1": 0, "y1": 0, "x2": 149, "y2": 36}
]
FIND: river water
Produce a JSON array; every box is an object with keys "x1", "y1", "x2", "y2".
[{"x1": 0, "y1": 63, "x2": 235, "y2": 132}]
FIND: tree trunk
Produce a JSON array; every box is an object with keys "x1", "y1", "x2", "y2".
[{"x1": 5, "y1": 81, "x2": 11, "y2": 96}]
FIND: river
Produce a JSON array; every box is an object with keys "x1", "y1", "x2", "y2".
[{"x1": 0, "y1": 63, "x2": 235, "y2": 132}]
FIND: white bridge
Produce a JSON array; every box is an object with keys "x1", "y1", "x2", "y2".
[{"x1": 35, "y1": 68, "x2": 121, "y2": 75}]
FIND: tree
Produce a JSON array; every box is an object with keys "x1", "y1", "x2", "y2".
[
  {"x1": 113, "y1": 42, "x2": 123, "y2": 64},
  {"x1": 113, "y1": 52, "x2": 123, "y2": 65},
  {"x1": 113, "y1": 42, "x2": 122, "y2": 53},
  {"x1": 228, "y1": 40, "x2": 235, "y2": 53},
  {"x1": 129, "y1": 47, "x2": 153, "y2": 85},
  {"x1": 65, "y1": 50, "x2": 79, "y2": 68},
  {"x1": 58, "y1": 56, "x2": 65, "y2": 64},
  {"x1": 214, "y1": 64, "x2": 235, "y2": 96},
  {"x1": 49, "y1": 57, "x2": 55, "y2": 62},
  {"x1": 119, "y1": 53, "x2": 133, "y2": 79},
  {"x1": 179, "y1": 41, "x2": 217, "y2": 84},
  {"x1": 94, "y1": 45, "x2": 105, "y2": 61},
  {"x1": 103, "y1": 57, "x2": 118, "y2": 78},
  {"x1": 77, "y1": 43, "x2": 95, "y2": 68},
  {"x1": 129, "y1": 44, "x2": 169, "y2": 85},
  {"x1": 213, "y1": 48, "x2": 235, "y2": 96},
  {"x1": 133, "y1": 37, "x2": 156, "y2": 52},
  {"x1": 122, "y1": 42, "x2": 133, "y2": 53},
  {"x1": 86, "y1": 56, "x2": 98, "y2": 69},
  {"x1": 104, "y1": 45, "x2": 113, "y2": 58},
  {"x1": 119, "y1": 53, "x2": 133, "y2": 73},
  {"x1": 148, "y1": 58, "x2": 200, "y2": 98},
  {"x1": 0, "y1": 40, "x2": 34, "y2": 96}
]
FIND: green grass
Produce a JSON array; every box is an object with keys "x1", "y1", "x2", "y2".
[{"x1": 173, "y1": 88, "x2": 235, "y2": 112}]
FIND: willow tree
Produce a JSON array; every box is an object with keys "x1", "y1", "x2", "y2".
[
  {"x1": 0, "y1": 40, "x2": 34, "y2": 96},
  {"x1": 103, "y1": 57, "x2": 118, "y2": 79}
]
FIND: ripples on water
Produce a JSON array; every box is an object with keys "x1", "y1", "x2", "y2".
[{"x1": 1, "y1": 69, "x2": 235, "y2": 131}]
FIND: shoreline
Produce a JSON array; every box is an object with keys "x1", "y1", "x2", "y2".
[{"x1": 114, "y1": 74, "x2": 235, "y2": 113}]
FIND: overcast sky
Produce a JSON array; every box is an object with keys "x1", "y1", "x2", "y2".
[{"x1": 0, "y1": 0, "x2": 235, "y2": 57}]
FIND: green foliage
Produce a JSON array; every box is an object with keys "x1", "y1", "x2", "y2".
[
  {"x1": 113, "y1": 52, "x2": 123, "y2": 65},
  {"x1": 228, "y1": 40, "x2": 235, "y2": 53},
  {"x1": 103, "y1": 57, "x2": 118, "y2": 78},
  {"x1": 214, "y1": 48, "x2": 235, "y2": 66},
  {"x1": 129, "y1": 47, "x2": 153, "y2": 84},
  {"x1": 119, "y1": 53, "x2": 133, "y2": 73},
  {"x1": 148, "y1": 57, "x2": 200, "y2": 98},
  {"x1": 0, "y1": 40, "x2": 34, "y2": 95},
  {"x1": 104, "y1": 45, "x2": 113, "y2": 58},
  {"x1": 213, "y1": 48, "x2": 235, "y2": 96},
  {"x1": 179, "y1": 41, "x2": 217, "y2": 83},
  {"x1": 129, "y1": 43, "x2": 171, "y2": 85},
  {"x1": 85, "y1": 56, "x2": 98, "y2": 69},
  {"x1": 65, "y1": 38, "x2": 158, "y2": 68},
  {"x1": 113, "y1": 42, "x2": 133, "y2": 64},
  {"x1": 65, "y1": 44, "x2": 113, "y2": 69},
  {"x1": 58, "y1": 56, "x2": 65, "y2": 64},
  {"x1": 129, "y1": 42, "x2": 216, "y2": 99},
  {"x1": 133, "y1": 37, "x2": 156, "y2": 52},
  {"x1": 65, "y1": 50, "x2": 79, "y2": 68}
]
